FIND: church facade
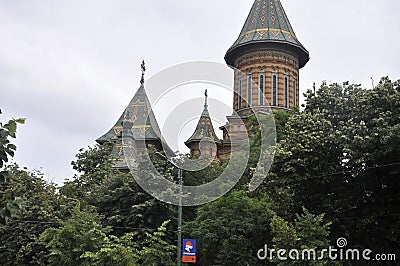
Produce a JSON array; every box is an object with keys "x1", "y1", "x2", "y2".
[{"x1": 97, "y1": 0, "x2": 309, "y2": 167}]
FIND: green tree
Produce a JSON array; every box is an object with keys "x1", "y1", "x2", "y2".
[
  {"x1": 0, "y1": 110, "x2": 25, "y2": 225},
  {"x1": 61, "y1": 143, "x2": 113, "y2": 201},
  {"x1": 81, "y1": 232, "x2": 140, "y2": 266},
  {"x1": 270, "y1": 208, "x2": 335, "y2": 266},
  {"x1": 61, "y1": 144, "x2": 179, "y2": 252},
  {"x1": 39, "y1": 204, "x2": 110, "y2": 266},
  {"x1": 40, "y1": 205, "x2": 175, "y2": 266},
  {"x1": 0, "y1": 110, "x2": 24, "y2": 172},
  {"x1": 82, "y1": 220, "x2": 175, "y2": 266},
  {"x1": 0, "y1": 165, "x2": 70, "y2": 265},
  {"x1": 266, "y1": 77, "x2": 400, "y2": 255},
  {"x1": 183, "y1": 191, "x2": 274, "y2": 265},
  {"x1": 137, "y1": 220, "x2": 175, "y2": 266}
]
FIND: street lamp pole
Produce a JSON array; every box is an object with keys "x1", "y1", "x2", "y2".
[
  {"x1": 177, "y1": 167, "x2": 183, "y2": 266},
  {"x1": 155, "y1": 152, "x2": 183, "y2": 266}
]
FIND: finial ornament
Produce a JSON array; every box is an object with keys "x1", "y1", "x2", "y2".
[
  {"x1": 204, "y1": 89, "x2": 208, "y2": 108},
  {"x1": 140, "y1": 60, "x2": 146, "y2": 85}
]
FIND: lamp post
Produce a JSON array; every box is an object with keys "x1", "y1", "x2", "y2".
[
  {"x1": 177, "y1": 167, "x2": 183, "y2": 266},
  {"x1": 156, "y1": 152, "x2": 183, "y2": 266}
]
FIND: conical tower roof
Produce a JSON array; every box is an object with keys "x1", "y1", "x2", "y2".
[
  {"x1": 97, "y1": 62, "x2": 173, "y2": 169},
  {"x1": 225, "y1": 0, "x2": 309, "y2": 68},
  {"x1": 96, "y1": 84, "x2": 164, "y2": 144},
  {"x1": 185, "y1": 90, "x2": 219, "y2": 147}
]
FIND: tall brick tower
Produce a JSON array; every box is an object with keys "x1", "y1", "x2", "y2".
[
  {"x1": 218, "y1": 0, "x2": 309, "y2": 159},
  {"x1": 225, "y1": 0, "x2": 309, "y2": 113}
]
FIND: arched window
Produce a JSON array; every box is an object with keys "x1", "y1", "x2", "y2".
[
  {"x1": 272, "y1": 74, "x2": 278, "y2": 106},
  {"x1": 258, "y1": 73, "x2": 265, "y2": 105},
  {"x1": 293, "y1": 79, "x2": 297, "y2": 107},
  {"x1": 284, "y1": 75, "x2": 289, "y2": 108},
  {"x1": 247, "y1": 74, "x2": 252, "y2": 106},
  {"x1": 238, "y1": 79, "x2": 242, "y2": 110}
]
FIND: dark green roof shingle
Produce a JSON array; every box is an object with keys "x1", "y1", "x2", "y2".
[
  {"x1": 96, "y1": 83, "x2": 173, "y2": 169},
  {"x1": 225, "y1": 0, "x2": 309, "y2": 68},
  {"x1": 185, "y1": 95, "x2": 219, "y2": 146}
]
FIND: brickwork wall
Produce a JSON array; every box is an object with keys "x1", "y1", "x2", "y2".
[{"x1": 233, "y1": 49, "x2": 300, "y2": 111}]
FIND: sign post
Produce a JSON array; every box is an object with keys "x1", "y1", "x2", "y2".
[{"x1": 182, "y1": 239, "x2": 196, "y2": 263}]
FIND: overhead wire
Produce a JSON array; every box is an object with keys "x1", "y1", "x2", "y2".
[
  {"x1": 3, "y1": 162, "x2": 400, "y2": 229},
  {"x1": 266, "y1": 161, "x2": 400, "y2": 186},
  {"x1": 8, "y1": 219, "x2": 178, "y2": 232}
]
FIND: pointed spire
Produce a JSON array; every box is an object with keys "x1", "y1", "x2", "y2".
[
  {"x1": 185, "y1": 90, "x2": 219, "y2": 147},
  {"x1": 96, "y1": 61, "x2": 174, "y2": 169},
  {"x1": 97, "y1": 62, "x2": 164, "y2": 145},
  {"x1": 225, "y1": 0, "x2": 309, "y2": 68},
  {"x1": 204, "y1": 89, "x2": 208, "y2": 109}
]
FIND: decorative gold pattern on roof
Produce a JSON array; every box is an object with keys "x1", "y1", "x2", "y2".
[
  {"x1": 185, "y1": 91, "x2": 220, "y2": 147},
  {"x1": 113, "y1": 126, "x2": 123, "y2": 135},
  {"x1": 241, "y1": 28, "x2": 295, "y2": 41},
  {"x1": 225, "y1": 0, "x2": 309, "y2": 68},
  {"x1": 96, "y1": 63, "x2": 173, "y2": 168}
]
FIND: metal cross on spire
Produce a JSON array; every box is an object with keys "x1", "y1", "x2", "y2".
[
  {"x1": 140, "y1": 60, "x2": 146, "y2": 85},
  {"x1": 204, "y1": 89, "x2": 208, "y2": 108}
]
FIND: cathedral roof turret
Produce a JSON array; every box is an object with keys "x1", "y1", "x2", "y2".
[
  {"x1": 96, "y1": 61, "x2": 173, "y2": 169},
  {"x1": 185, "y1": 90, "x2": 219, "y2": 147},
  {"x1": 225, "y1": 0, "x2": 309, "y2": 68},
  {"x1": 97, "y1": 61, "x2": 164, "y2": 144}
]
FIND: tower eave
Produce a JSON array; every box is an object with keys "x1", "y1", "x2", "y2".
[{"x1": 225, "y1": 41, "x2": 309, "y2": 69}]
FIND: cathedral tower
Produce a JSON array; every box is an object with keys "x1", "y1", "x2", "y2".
[
  {"x1": 185, "y1": 90, "x2": 219, "y2": 158},
  {"x1": 217, "y1": 0, "x2": 309, "y2": 160},
  {"x1": 98, "y1": 1, "x2": 310, "y2": 165},
  {"x1": 225, "y1": 0, "x2": 309, "y2": 113},
  {"x1": 96, "y1": 61, "x2": 172, "y2": 170}
]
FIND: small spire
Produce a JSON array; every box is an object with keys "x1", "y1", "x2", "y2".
[
  {"x1": 204, "y1": 89, "x2": 208, "y2": 108},
  {"x1": 140, "y1": 60, "x2": 146, "y2": 85}
]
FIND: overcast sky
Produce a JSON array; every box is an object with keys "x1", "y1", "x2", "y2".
[{"x1": 1, "y1": 0, "x2": 399, "y2": 184}]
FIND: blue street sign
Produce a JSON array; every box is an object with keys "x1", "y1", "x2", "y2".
[{"x1": 182, "y1": 239, "x2": 196, "y2": 256}]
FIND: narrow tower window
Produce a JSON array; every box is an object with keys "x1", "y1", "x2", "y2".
[
  {"x1": 247, "y1": 74, "x2": 252, "y2": 106},
  {"x1": 284, "y1": 76, "x2": 289, "y2": 108},
  {"x1": 272, "y1": 74, "x2": 278, "y2": 106},
  {"x1": 258, "y1": 73, "x2": 265, "y2": 105},
  {"x1": 293, "y1": 79, "x2": 297, "y2": 107},
  {"x1": 238, "y1": 79, "x2": 242, "y2": 110}
]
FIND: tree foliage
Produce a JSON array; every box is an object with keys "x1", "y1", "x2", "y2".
[
  {"x1": 270, "y1": 207, "x2": 335, "y2": 266},
  {"x1": 268, "y1": 77, "x2": 400, "y2": 254},
  {"x1": 0, "y1": 76, "x2": 398, "y2": 265},
  {"x1": 0, "y1": 165, "x2": 70, "y2": 265},
  {"x1": 183, "y1": 191, "x2": 274, "y2": 265},
  {"x1": 38, "y1": 204, "x2": 109, "y2": 266},
  {"x1": 0, "y1": 110, "x2": 24, "y2": 171},
  {"x1": 39, "y1": 205, "x2": 175, "y2": 266},
  {"x1": 0, "y1": 111, "x2": 25, "y2": 225}
]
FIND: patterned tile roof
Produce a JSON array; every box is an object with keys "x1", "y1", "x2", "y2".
[
  {"x1": 225, "y1": 0, "x2": 309, "y2": 68},
  {"x1": 96, "y1": 84, "x2": 163, "y2": 144},
  {"x1": 96, "y1": 81, "x2": 173, "y2": 169},
  {"x1": 185, "y1": 91, "x2": 219, "y2": 146}
]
